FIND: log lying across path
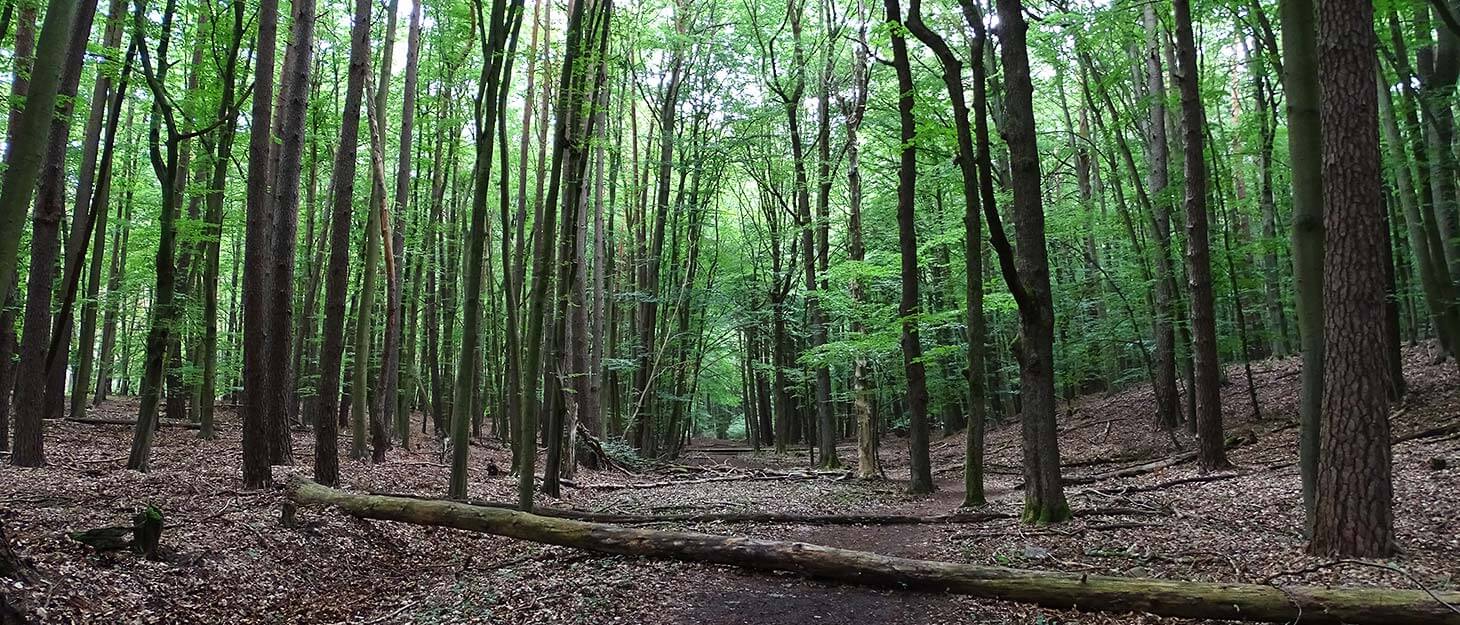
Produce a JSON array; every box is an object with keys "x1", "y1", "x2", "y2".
[{"x1": 290, "y1": 478, "x2": 1460, "y2": 625}]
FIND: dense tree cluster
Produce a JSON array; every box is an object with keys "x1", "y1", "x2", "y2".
[{"x1": 0, "y1": 0, "x2": 1433, "y2": 557}]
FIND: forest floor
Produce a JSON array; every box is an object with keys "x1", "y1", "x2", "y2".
[{"x1": 3, "y1": 345, "x2": 1459, "y2": 624}]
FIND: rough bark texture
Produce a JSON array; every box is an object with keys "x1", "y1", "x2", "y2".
[
  {"x1": 241, "y1": 0, "x2": 281, "y2": 488},
  {"x1": 994, "y1": 0, "x2": 1068, "y2": 522},
  {"x1": 1310, "y1": 0, "x2": 1395, "y2": 558},
  {"x1": 263, "y1": 0, "x2": 316, "y2": 466},
  {"x1": 1172, "y1": 0, "x2": 1228, "y2": 471},
  {"x1": 290, "y1": 480, "x2": 1460, "y2": 625},
  {"x1": 312, "y1": 0, "x2": 375, "y2": 486},
  {"x1": 9, "y1": 1, "x2": 97, "y2": 467}
]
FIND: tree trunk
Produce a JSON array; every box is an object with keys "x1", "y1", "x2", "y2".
[
  {"x1": 61, "y1": 0, "x2": 128, "y2": 424},
  {"x1": 457, "y1": 0, "x2": 520, "y2": 500},
  {"x1": 844, "y1": 3, "x2": 876, "y2": 480},
  {"x1": 1172, "y1": 0, "x2": 1228, "y2": 471},
  {"x1": 197, "y1": 0, "x2": 245, "y2": 440},
  {"x1": 312, "y1": 0, "x2": 376, "y2": 486},
  {"x1": 1309, "y1": 0, "x2": 1395, "y2": 559},
  {"x1": 906, "y1": 0, "x2": 983, "y2": 504},
  {"x1": 9, "y1": 1, "x2": 97, "y2": 467},
  {"x1": 990, "y1": 0, "x2": 1068, "y2": 522},
  {"x1": 1281, "y1": 0, "x2": 1324, "y2": 527},
  {"x1": 0, "y1": 0, "x2": 81, "y2": 302},
  {"x1": 885, "y1": 0, "x2": 934, "y2": 495},
  {"x1": 241, "y1": 0, "x2": 282, "y2": 488},
  {"x1": 290, "y1": 480, "x2": 1460, "y2": 625}
]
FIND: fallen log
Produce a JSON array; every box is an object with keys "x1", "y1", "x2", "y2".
[
  {"x1": 290, "y1": 478, "x2": 1460, "y2": 625},
  {"x1": 372, "y1": 494, "x2": 1160, "y2": 525},
  {"x1": 1084, "y1": 472, "x2": 1243, "y2": 496},
  {"x1": 582, "y1": 469, "x2": 851, "y2": 491},
  {"x1": 1394, "y1": 420, "x2": 1460, "y2": 445},
  {"x1": 64, "y1": 417, "x2": 202, "y2": 430},
  {"x1": 683, "y1": 447, "x2": 808, "y2": 454}
]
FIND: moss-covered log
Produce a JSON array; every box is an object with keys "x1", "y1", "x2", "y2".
[{"x1": 289, "y1": 478, "x2": 1460, "y2": 625}]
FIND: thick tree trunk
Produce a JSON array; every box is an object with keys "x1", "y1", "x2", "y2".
[
  {"x1": 9, "y1": 1, "x2": 97, "y2": 467},
  {"x1": 992, "y1": 0, "x2": 1068, "y2": 522},
  {"x1": 1310, "y1": 0, "x2": 1395, "y2": 559},
  {"x1": 290, "y1": 480, "x2": 1460, "y2": 625}
]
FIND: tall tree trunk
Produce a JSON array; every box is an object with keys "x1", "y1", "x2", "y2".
[
  {"x1": 59, "y1": 0, "x2": 129, "y2": 424},
  {"x1": 1140, "y1": 4, "x2": 1181, "y2": 431},
  {"x1": 993, "y1": 0, "x2": 1069, "y2": 522},
  {"x1": 906, "y1": 0, "x2": 982, "y2": 504},
  {"x1": 458, "y1": 0, "x2": 520, "y2": 501},
  {"x1": 1172, "y1": 0, "x2": 1228, "y2": 471},
  {"x1": 312, "y1": 0, "x2": 375, "y2": 486},
  {"x1": 241, "y1": 0, "x2": 282, "y2": 488},
  {"x1": 630, "y1": 39, "x2": 683, "y2": 457},
  {"x1": 844, "y1": 1, "x2": 876, "y2": 480},
  {"x1": 197, "y1": 0, "x2": 245, "y2": 440},
  {"x1": 385, "y1": 0, "x2": 423, "y2": 449},
  {"x1": 9, "y1": 0, "x2": 97, "y2": 467},
  {"x1": 1281, "y1": 0, "x2": 1324, "y2": 527},
  {"x1": 127, "y1": 0, "x2": 191, "y2": 472},
  {"x1": 1309, "y1": 0, "x2": 1395, "y2": 559},
  {"x1": 265, "y1": 0, "x2": 316, "y2": 464},
  {"x1": 884, "y1": 0, "x2": 934, "y2": 495},
  {"x1": 0, "y1": 2, "x2": 36, "y2": 450}
]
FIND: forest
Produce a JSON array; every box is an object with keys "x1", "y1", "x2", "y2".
[{"x1": 1, "y1": 0, "x2": 1459, "y2": 621}]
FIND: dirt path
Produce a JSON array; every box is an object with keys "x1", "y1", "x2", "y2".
[{"x1": 667, "y1": 476, "x2": 989, "y2": 625}]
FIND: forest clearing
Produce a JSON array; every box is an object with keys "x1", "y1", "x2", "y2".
[{"x1": 3, "y1": 0, "x2": 1460, "y2": 621}]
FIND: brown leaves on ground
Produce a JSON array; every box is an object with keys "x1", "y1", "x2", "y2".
[{"x1": 2, "y1": 344, "x2": 1457, "y2": 624}]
